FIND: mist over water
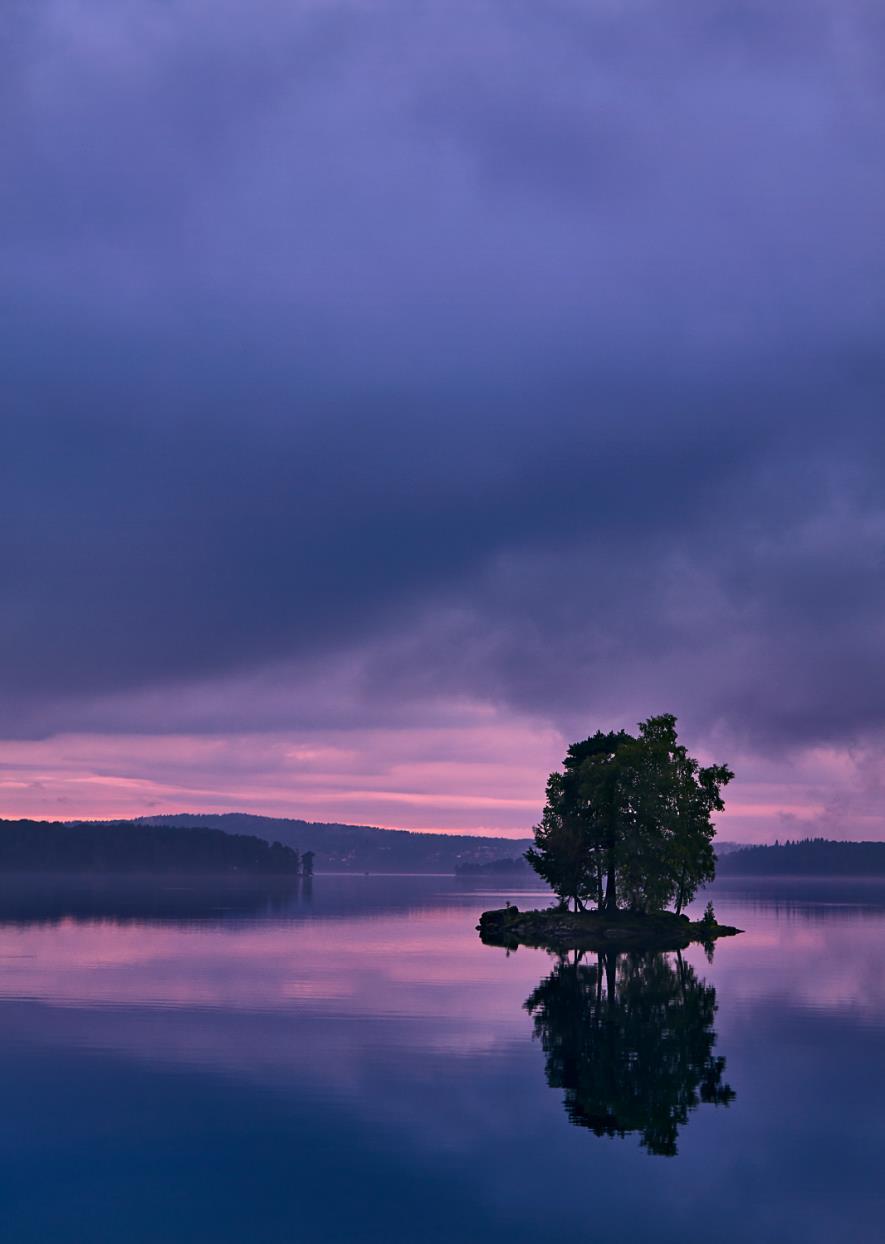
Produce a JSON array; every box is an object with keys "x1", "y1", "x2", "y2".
[{"x1": 0, "y1": 875, "x2": 882, "y2": 1242}]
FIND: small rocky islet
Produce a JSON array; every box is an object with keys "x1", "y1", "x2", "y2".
[{"x1": 478, "y1": 904, "x2": 742, "y2": 952}]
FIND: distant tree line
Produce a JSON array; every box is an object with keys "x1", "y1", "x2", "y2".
[
  {"x1": 454, "y1": 857, "x2": 531, "y2": 876},
  {"x1": 0, "y1": 820, "x2": 309, "y2": 875},
  {"x1": 718, "y1": 838, "x2": 885, "y2": 876},
  {"x1": 526, "y1": 715, "x2": 733, "y2": 914},
  {"x1": 135, "y1": 813, "x2": 530, "y2": 873}
]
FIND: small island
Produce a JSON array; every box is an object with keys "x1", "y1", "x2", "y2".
[
  {"x1": 479, "y1": 905, "x2": 740, "y2": 951},
  {"x1": 479, "y1": 714, "x2": 742, "y2": 952}
]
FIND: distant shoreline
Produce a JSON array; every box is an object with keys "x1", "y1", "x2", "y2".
[
  {"x1": 3, "y1": 819, "x2": 885, "y2": 880},
  {"x1": 1, "y1": 814, "x2": 533, "y2": 876},
  {"x1": 717, "y1": 839, "x2": 885, "y2": 877},
  {"x1": 0, "y1": 820, "x2": 301, "y2": 876}
]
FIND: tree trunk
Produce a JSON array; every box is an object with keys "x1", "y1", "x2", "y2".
[
  {"x1": 675, "y1": 864, "x2": 687, "y2": 915},
  {"x1": 604, "y1": 841, "x2": 617, "y2": 914}
]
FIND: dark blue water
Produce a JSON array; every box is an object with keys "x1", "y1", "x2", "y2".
[{"x1": 0, "y1": 873, "x2": 882, "y2": 1242}]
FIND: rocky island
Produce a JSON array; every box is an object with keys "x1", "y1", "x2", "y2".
[{"x1": 478, "y1": 904, "x2": 742, "y2": 952}]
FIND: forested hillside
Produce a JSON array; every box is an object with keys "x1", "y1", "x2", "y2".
[
  {"x1": 0, "y1": 820, "x2": 300, "y2": 874},
  {"x1": 135, "y1": 813, "x2": 532, "y2": 873},
  {"x1": 718, "y1": 839, "x2": 885, "y2": 876}
]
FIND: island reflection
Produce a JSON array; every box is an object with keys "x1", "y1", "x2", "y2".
[{"x1": 525, "y1": 949, "x2": 734, "y2": 1156}]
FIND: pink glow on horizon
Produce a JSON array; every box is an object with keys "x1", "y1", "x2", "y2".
[
  {"x1": 0, "y1": 718, "x2": 565, "y2": 836},
  {"x1": 2, "y1": 717, "x2": 885, "y2": 841}
]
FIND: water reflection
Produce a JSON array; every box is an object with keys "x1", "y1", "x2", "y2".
[
  {"x1": 525, "y1": 950, "x2": 733, "y2": 1155},
  {"x1": 0, "y1": 874, "x2": 306, "y2": 925},
  {"x1": 0, "y1": 877, "x2": 882, "y2": 1244}
]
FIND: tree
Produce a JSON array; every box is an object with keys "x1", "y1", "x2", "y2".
[
  {"x1": 562, "y1": 729, "x2": 633, "y2": 913},
  {"x1": 525, "y1": 714, "x2": 733, "y2": 914},
  {"x1": 524, "y1": 772, "x2": 597, "y2": 912},
  {"x1": 628, "y1": 714, "x2": 732, "y2": 913}
]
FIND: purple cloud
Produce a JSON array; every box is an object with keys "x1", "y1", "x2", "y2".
[{"x1": 2, "y1": 2, "x2": 885, "y2": 836}]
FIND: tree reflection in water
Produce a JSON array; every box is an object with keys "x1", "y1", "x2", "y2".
[{"x1": 524, "y1": 950, "x2": 734, "y2": 1156}]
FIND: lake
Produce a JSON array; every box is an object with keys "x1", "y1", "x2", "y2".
[{"x1": 0, "y1": 873, "x2": 882, "y2": 1242}]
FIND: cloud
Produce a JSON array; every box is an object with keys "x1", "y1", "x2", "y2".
[{"x1": 2, "y1": 2, "x2": 885, "y2": 831}]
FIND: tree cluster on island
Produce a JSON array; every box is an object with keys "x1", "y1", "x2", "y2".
[{"x1": 525, "y1": 714, "x2": 733, "y2": 916}]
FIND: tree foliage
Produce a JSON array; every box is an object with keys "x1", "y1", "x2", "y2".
[{"x1": 526, "y1": 714, "x2": 732, "y2": 913}]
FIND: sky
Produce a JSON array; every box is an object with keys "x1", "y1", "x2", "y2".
[{"x1": 2, "y1": 0, "x2": 885, "y2": 840}]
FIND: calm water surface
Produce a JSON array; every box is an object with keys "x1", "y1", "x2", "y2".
[{"x1": 0, "y1": 874, "x2": 882, "y2": 1242}]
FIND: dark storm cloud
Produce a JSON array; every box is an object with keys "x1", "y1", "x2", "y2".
[{"x1": 3, "y1": 1, "x2": 885, "y2": 751}]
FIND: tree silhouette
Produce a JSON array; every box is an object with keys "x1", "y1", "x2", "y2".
[
  {"x1": 525, "y1": 715, "x2": 733, "y2": 914},
  {"x1": 524, "y1": 949, "x2": 734, "y2": 1155}
]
